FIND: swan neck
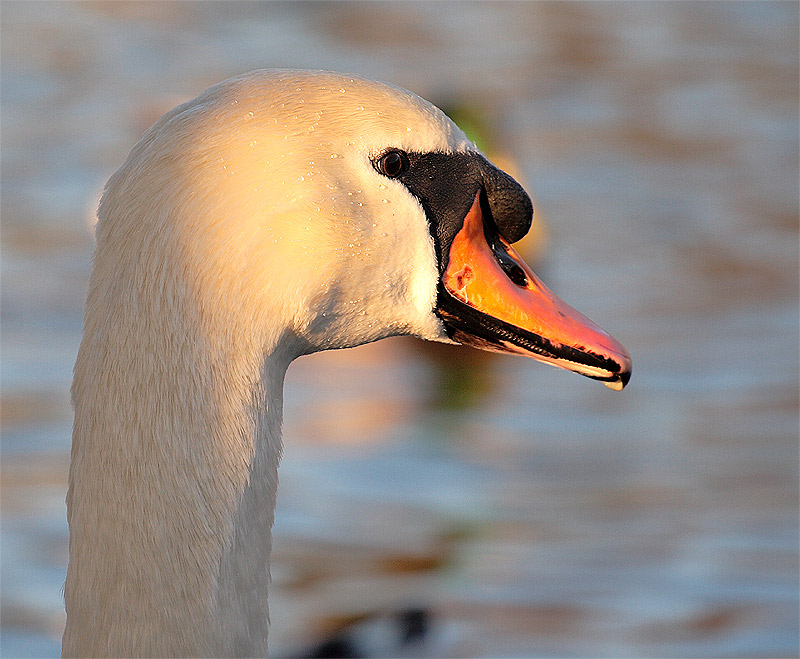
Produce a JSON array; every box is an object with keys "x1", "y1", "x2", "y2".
[{"x1": 64, "y1": 296, "x2": 292, "y2": 656}]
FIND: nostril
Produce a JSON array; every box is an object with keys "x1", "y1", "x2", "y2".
[
  {"x1": 490, "y1": 240, "x2": 529, "y2": 287},
  {"x1": 503, "y1": 261, "x2": 529, "y2": 288}
]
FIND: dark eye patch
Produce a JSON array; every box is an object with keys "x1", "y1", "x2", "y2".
[{"x1": 388, "y1": 151, "x2": 533, "y2": 276}]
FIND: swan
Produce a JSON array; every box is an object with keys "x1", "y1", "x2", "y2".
[{"x1": 63, "y1": 69, "x2": 631, "y2": 658}]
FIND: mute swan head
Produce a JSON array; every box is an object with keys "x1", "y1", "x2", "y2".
[
  {"x1": 96, "y1": 68, "x2": 629, "y2": 384},
  {"x1": 65, "y1": 69, "x2": 630, "y2": 657}
]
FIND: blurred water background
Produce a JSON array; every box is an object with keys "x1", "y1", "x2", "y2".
[{"x1": 1, "y1": 2, "x2": 798, "y2": 657}]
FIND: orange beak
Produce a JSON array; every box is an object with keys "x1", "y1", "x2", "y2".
[{"x1": 436, "y1": 191, "x2": 631, "y2": 390}]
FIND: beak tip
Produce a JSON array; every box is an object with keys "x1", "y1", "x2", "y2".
[{"x1": 603, "y1": 364, "x2": 631, "y2": 391}]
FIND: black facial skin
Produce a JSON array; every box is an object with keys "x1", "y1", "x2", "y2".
[
  {"x1": 372, "y1": 149, "x2": 534, "y2": 343},
  {"x1": 374, "y1": 150, "x2": 533, "y2": 274}
]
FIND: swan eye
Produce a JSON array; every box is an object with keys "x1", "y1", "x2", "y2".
[{"x1": 376, "y1": 150, "x2": 408, "y2": 178}]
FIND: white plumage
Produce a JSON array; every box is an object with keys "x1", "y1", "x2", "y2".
[{"x1": 64, "y1": 70, "x2": 474, "y2": 657}]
